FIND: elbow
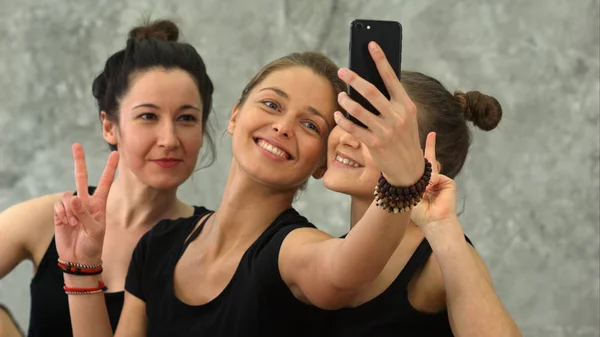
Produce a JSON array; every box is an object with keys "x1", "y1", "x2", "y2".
[{"x1": 309, "y1": 285, "x2": 359, "y2": 310}]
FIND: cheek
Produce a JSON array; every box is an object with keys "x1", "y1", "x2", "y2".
[
  {"x1": 359, "y1": 154, "x2": 381, "y2": 186},
  {"x1": 327, "y1": 131, "x2": 340, "y2": 153},
  {"x1": 179, "y1": 127, "x2": 204, "y2": 151},
  {"x1": 302, "y1": 135, "x2": 327, "y2": 167},
  {"x1": 117, "y1": 126, "x2": 154, "y2": 157}
]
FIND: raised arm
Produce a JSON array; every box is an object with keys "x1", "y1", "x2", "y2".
[
  {"x1": 414, "y1": 133, "x2": 522, "y2": 337},
  {"x1": 54, "y1": 144, "x2": 146, "y2": 337},
  {"x1": 280, "y1": 41, "x2": 430, "y2": 310}
]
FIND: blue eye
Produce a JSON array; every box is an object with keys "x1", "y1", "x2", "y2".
[
  {"x1": 304, "y1": 121, "x2": 319, "y2": 133},
  {"x1": 263, "y1": 101, "x2": 279, "y2": 110}
]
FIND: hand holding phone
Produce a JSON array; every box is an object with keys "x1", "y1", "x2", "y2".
[
  {"x1": 346, "y1": 19, "x2": 402, "y2": 127},
  {"x1": 334, "y1": 22, "x2": 425, "y2": 187}
]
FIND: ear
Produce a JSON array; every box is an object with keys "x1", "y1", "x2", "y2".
[
  {"x1": 227, "y1": 103, "x2": 241, "y2": 135},
  {"x1": 101, "y1": 111, "x2": 118, "y2": 146}
]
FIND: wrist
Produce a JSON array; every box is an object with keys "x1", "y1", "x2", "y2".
[
  {"x1": 63, "y1": 274, "x2": 103, "y2": 288},
  {"x1": 383, "y1": 156, "x2": 426, "y2": 187},
  {"x1": 421, "y1": 216, "x2": 465, "y2": 246}
]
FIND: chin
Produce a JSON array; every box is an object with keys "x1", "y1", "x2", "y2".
[
  {"x1": 323, "y1": 172, "x2": 375, "y2": 199},
  {"x1": 251, "y1": 167, "x2": 307, "y2": 191},
  {"x1": 143, "y1": 176, "x2": 188, "y2": 191},
  {"x1": 322, "y1": 174, "x2": 352, "y2": 196}
]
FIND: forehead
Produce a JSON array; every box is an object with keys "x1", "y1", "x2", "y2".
[
  {"x1": 123, "y1": 68, "x2": 202, "y2": 106},
  {"x1": 257, "y1": 67, "x2": 337, "y2": 118}
]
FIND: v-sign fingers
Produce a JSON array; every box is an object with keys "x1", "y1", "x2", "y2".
[
  {"x1": 72, "y1": 144, "x2": 89, "y2": 201},
  {"x1": 93, "y1": 151, "x2": 119, "y2": 202}
]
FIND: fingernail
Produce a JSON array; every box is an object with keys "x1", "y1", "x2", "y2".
[
  {"x1": 338, "y1": 68, "x2": 348, "y2": 78},
  {"x1": 369, "y1": 42, "x2": 378, "y2": 51},
  {"x1": 70, "y1": 217, "x2": 78, "y2": 225},
  {"x1": 334, "y1": 111, "x2": 342, "y2": 121}
]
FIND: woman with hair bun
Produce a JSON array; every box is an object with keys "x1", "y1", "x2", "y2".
[
  {"x1": 0, "y1": 18, "x2": 215, "y2": 337},
  {"x1": 323, "y1": 71, "x2": 522, "y2": 336}
]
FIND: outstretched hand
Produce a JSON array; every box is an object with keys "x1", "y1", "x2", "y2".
[
  {"x1": 333, "y1": 41, "x2": 424, "y2": 187},
  {"x1": 411, "y1": 132, "x2": 458, "y2": 231},
  {"x1": 54, "y1": 144, "x2": 119, "y2": 264}
]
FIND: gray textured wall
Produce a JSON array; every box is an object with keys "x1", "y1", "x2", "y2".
[{"x1": 0, "y1": 0, "x2": 598, "y2": 336}]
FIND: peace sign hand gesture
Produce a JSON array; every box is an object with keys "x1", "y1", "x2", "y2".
[
  {"x1": 53, "y1": 144, "x2": 119, "y2": 265},
  {"x1": 411, "y1": 132, "x2": 458, "y2": 233}
]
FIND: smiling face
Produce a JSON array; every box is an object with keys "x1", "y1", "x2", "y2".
[
  {"x1": 102, "y1": 68, "x2": 204, "y2": 190},
  {"x1": 322, "y1": 124, "x2": 381, "y2": 200},
  {"x1": 228, "y1": 66, "x2": 337, "y2": 191}
]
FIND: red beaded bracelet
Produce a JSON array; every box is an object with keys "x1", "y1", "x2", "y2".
[
  {"x1": 57, "y1": 258, "x2": 103, "y2": 276},
  {"x1": 63, "y1": 281, "x2": 107, "y2": 295}
]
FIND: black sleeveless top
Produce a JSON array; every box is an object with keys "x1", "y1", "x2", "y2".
[
  {"x1": 328, "y1": 236, "x2": 473, "y2": 337},
  {"x1": 27, "y1": 186, "x2": 205, "y2": 337},
  {"x1": 125, "y1": 207, "x2": 328, "y2": 336}
]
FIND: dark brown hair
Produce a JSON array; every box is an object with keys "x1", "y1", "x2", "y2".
[
  {"x1": 401, "y1": 71, "x2": 503, "y2": 178},
  {"x1": 92, "y1": 19, "x2": 215, "y2": 166}
]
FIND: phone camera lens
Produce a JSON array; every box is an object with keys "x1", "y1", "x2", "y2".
[{"x1": 356, "y1": 23, "x2": 364, "y2": 30}]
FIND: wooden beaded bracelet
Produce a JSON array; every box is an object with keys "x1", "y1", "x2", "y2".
[{"x1": 374, "y1": 158, "x2": 432, "y2": 214}]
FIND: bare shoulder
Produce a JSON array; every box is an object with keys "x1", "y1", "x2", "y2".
[{"x1": 0, "y1": 192, "x2": 67, "y2": 265}]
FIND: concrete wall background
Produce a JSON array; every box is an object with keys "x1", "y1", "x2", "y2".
[{"x1": 0, "y1": 1, "x2": 598, "y2": 336}]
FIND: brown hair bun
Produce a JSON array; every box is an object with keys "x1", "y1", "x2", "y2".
[
  {"x1": 128, "y1": 19, "x2": 180, "y2": 42},
  {"x1": 454, "y1": 90, "x2": 502, "y2": 131}
]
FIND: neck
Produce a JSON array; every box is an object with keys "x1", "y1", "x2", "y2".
[
  {"x1": 206, "y1": 159, "x2": 297, "y2": 252},
  {"x1": 106, "y1": 169, "x2": 184, "y2": 229}
]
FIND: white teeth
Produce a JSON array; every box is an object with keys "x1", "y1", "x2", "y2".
[
  {"x1": 335, "y1": 155, "x2": 360, "y2": 167},
  {"x1": 257, "y1": 139, "x2": 289, "y2": 159}
]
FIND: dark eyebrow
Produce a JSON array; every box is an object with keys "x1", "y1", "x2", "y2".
[
  {"x1": 259, "y1": 87, "x2": 331, "y2": 129},
  {"x1": 132, "y1": 103, "x2": 201, "y2": 112}
]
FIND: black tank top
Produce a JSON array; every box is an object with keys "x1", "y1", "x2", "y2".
[
  {"x1": 125, "y1": 207, "x2": 328, "y2": 336},
  {"x1": 328, "y1": 236, "x2": 473, "y2": 337},
  {"x1": 27, "y1": 186, "x2": 205, "y2": 337}
]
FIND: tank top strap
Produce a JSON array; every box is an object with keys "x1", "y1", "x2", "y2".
[
  {"x1": 182, "y1": 212, "x2": 214, "y2": 250},
  {"x1": 396, "y1": 238, "x2": 433, "y2": 284}
]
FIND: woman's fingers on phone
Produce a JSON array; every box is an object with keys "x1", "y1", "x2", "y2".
[
  {"x1": 368, "y1": 42, "x2": 405, "y2": 102},
  {"x1": 337, "y1": 92, "x2": 382, "y2": 133},
  {"x1": 338, "y1": 68, "x2": 390, "y2": 117},
  {"x1": 368, "y1": 41, "x2": 404, "y2": 100},
  {"x1": 333, "y1": 111, "x2": 372, "y2": 145}
]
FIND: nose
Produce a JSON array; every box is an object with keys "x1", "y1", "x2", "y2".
[
  {"x1": 339, "y1": 129, "x2": 360, "y2": 149},
  {"x1": 157, "y1": 121, "x2": 180, "y2": 149},
  {"x1": 272, "y1": 119, "x2": 294, "y2": 138}
]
